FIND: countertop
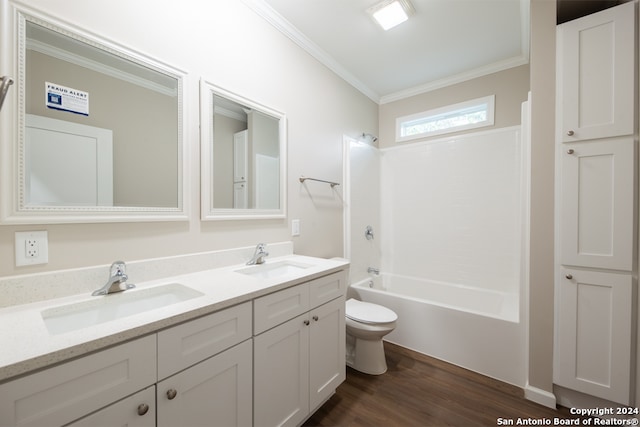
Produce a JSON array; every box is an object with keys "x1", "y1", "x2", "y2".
[{"x1": 0, "y1": 254, "x2": 349, "y2": 383}]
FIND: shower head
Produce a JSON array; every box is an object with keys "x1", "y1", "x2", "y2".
[{"x1": 362, "y1": 133, "x2": 378, "y2": 144}]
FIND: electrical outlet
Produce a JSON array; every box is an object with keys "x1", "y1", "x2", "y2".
[
  {"x1": 292, "y1": 219, "x2": 300, "y2": 236},
  {"x1": 15, "y1": 231, "x2": 48, "y2": 266}
]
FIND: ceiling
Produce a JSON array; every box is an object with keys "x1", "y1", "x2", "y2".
[{"x1": 243, "y1": 0, "x2": 530, "y2": 104}]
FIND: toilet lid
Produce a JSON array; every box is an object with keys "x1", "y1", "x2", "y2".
[{"x1": 346, "y1": 298, "x2": 398, "y2": 324}]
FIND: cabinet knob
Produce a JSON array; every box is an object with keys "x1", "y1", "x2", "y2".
[
  {"x1": 567, "y1": 130, "x2": 574, "y2": 136},
  {"x1": 166, "y1": 389, "x2": 178, "y2": 400},
  {"x1": 565, "y1": 274, "x2": 573, "y2": 280},
  {"x1": 137, "y1": 403, "x2": 150, "y2": 416},
  {"x1": 566, "y1": 149, "x2": 574, "y2": 154},
  {"x1": 312, "y1": 315, "x2": 319, "y2": 321},
  {"x1": 303, "y1": 320, "x2": 310, "y2": 326}
]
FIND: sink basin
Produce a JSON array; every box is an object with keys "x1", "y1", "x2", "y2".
[
  {"x1": 235, "y1": 260, "x2": 313, "y2": 279},
  {"x1": 41, "y1": 283, "x2": 204, "y2": 335}
]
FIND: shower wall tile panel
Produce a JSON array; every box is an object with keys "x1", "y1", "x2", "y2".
[{"x1": 380, "y1": 127, "x2": 523, "y2": 294}]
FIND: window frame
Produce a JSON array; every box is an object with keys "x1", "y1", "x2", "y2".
[{"x1": 395, "y1": 95, "x2": 495, "y2": 143}]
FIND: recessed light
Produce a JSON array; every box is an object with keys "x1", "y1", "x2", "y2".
[{"x1": 367, "y1": 0, "x2": 414, "y2": 31}]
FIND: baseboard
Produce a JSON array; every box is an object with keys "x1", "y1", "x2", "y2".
[{"x1": 524, "y1": 383, "x2": 557, "y2": 409}]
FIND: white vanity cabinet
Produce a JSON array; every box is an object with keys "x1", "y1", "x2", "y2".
[
  {"x1": 156, "y1": 302, "x2": 253, "y2": 427},
  {"x1": 253, "y1": 271, "x2": 346, "y2": 427},
  {"x1": 0, "y1": 335, "x2": 157, "y2": 427},
  {"x1": 554, "y1": 1, "x2": 637, "y2": 407},
  {"x1": 0, "y1": 264, "x2": 349, "y2": 427}
]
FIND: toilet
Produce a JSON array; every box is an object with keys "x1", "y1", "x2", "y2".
[{"x1": 345, "y1": 298, "x2": 398, "y2": 375}]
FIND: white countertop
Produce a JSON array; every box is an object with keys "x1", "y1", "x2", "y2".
[{"x1": 0, "y1": 254, "x2": 349, "y2": 382}]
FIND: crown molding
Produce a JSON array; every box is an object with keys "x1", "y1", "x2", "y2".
[{"x1": 380, "y1": 55, "x2": 529, "y2": 104}]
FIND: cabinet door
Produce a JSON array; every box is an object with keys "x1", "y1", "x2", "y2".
[
  {"x1": 157, "y1": 339, "x2": 252, "y2": 427},
  {"x1": 234, "y1": 130, "x2": 248, "y2": 182},
  {"x1": 0, "y1": 335, "x2": 156, "y2": 427},
  {"x1": 559, "y1": 138, "x2": 634, "y2": 270},
  {"x1": 67, "y1": 386, "x2": 155, "y2": 427},
  {"x1": 254, "y1": 314, "x2": 310, "y2": 427},
  {"x1": 233, "y1": 182, "x2": 248, "y2": 209},
  {"x1": 309, "y1": 297, "x2": 346, "y2": 411},
  {"x1": 554, "y1": 268, "x2": 633, "y2": 405},
  {"x1": 557, "y1": 1, "x2": 634, "y2": 142}
]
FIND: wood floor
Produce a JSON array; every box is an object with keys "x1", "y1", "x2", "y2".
[{"x1": 303, "y1": 342, "x2": 581, "y2": 427}]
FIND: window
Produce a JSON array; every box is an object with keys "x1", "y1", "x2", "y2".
[{"x1": 396, "y1": 95, "x2": 495, "y2": 142}]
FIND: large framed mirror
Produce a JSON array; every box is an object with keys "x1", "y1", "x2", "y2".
[
  {"x1": 0, "y1": 7, "x2": 188, "y2": 223},
  {"x1": 200, "y1": 79, "x2": 287, "y2": 220}
]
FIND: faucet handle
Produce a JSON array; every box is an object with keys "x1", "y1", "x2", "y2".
[{"x1": 110, "y1": 260, "x2": 127, "y2": 277}]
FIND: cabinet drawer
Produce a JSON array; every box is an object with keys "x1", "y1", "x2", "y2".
[
  {"x1": 254, "y1": 284, "x2": 310, "y2": 335},
  {"x1": 157, "y1": 301, "x2": 252, "y2": 379},
  {"x1": 0, "y1": 334, "x2": 156, "y2": 427},
  {"x1": 67, "y1": 385, "x2": 156, "y2": 427},
  {"x1": 309, "y1": 271, "x2": 347, "y2": 309}
]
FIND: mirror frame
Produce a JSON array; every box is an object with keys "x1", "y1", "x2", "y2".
[
  {"x1": 0, "y1": 5, "x2": 189, "y2": 224},
  {"x1": 200, "y1": 78, "x2": 287, "y2": 220}
]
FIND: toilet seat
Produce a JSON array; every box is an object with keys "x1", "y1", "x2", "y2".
[{"x1": 346, "y1": 298, "x2": 397, "y2": 324}]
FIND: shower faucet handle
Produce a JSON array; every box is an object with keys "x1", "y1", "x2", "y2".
[{"x1": 365, "y1": 225, "x2": 375, "y2": 240}]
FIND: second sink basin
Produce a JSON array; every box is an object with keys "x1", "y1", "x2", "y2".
[
  {"x1": 41, "y1": 283, "x2": 204, "y2": 335},
  {"x1": 235, "y1": 260, "x2": 313, "y2": 279}
]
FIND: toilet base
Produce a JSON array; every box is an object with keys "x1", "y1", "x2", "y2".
[{"x1": 346, "y1": 333, "x2": 388, "y2": 375}]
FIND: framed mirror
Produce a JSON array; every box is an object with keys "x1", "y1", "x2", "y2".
[
  {"x1": 200, "y1": 79, "x2": 287, "y2": 220},
  {"x1": 0, "y1": 7, "x2": 188, "y2": 223}
]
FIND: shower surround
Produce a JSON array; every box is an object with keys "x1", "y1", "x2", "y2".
[{"x1": 345, "y1": 123, "x2": 529, "y2": 386}]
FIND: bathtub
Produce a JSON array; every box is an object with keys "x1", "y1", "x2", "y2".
[{"x1": 348, "y1": 274, "x2": 526, "y2": 387}]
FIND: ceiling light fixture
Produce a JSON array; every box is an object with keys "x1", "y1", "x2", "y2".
[{"x1": 367, "y1": 0, "x2": 414, "y2": 31}]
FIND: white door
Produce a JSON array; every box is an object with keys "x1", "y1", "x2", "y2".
[
  {"x1": 309, "y1": 298, "x2": 345, "y2": 411},
  {"x1": 554, "y1": 268, "x2": 633, "y2": 405},
  {"x1": 254, "y1": 314, "x2": 310, "y2": 427},
  {"x1": 157, "y1": 340, "x2": 253, "y2": 427},
  {"x1": 25, "y1": 114, "x2": 113, "y2": 206},
  {"x1": 559, "y1": 138, "x2": 634, "y2": 271},
  {"x1": 556, "y1": 1, "x2": 635, "y2": 142}
]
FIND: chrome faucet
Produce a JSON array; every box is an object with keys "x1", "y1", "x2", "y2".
[
  {"x1": 367, "y1": 267, "x2": 380, "y2": 275},
  {"x1": 92, "y1": 261, "x2": 135, "y2": 296},
  {"x1": 246, "y1": 243, "x2": 269, "y2": 265}
]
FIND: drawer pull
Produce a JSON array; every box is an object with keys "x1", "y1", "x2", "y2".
[
  {"x1": 312, "y1": 315, "x2": 319, "y2": 321},
  {"x1": 137, "y1": 403, "x2": 150, "y2": 416},
  {"x1": 566, "y1": 149, "x2": 574, "y2": 154},
  {"x1": 565, "y1": 274, "x2": 573, "y2": 280},
  {"x1": 167, "y1": 389, "x2": 178, "y2": 400},
  {"x1": 303, "y1": 320, "x2": 310, "y2": 326},
  {"x1": 567, "y1": 130, "x2": 574, "y2": 136}
]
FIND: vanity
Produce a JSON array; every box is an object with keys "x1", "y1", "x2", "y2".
[{"x1": 0, "y1": 246, "x2": 349, "y2": 427}]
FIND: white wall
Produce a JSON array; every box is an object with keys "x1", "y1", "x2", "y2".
[{"x1": 0, "y1": 0, "x2": 378, "y2": 277}]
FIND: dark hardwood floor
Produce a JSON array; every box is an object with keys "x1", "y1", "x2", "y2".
[{"x1": 304, "y1": 342, "x2": 582, "y2": 427}]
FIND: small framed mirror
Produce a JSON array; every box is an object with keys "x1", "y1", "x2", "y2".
[
  {"x1": 0, "y1": 8, "x2": 188, "y2": 223},
  {"x1": 200, "y1": 79, "x2": 287, "y2": 220}
]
